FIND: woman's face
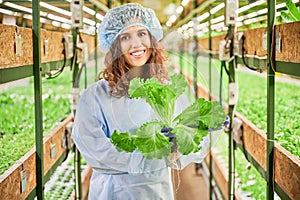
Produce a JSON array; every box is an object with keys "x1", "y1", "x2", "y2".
[{"x1": 119, "y1": 26, "x2": 152, "y2": 69}]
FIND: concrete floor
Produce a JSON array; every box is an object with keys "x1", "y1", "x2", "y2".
[{"x1": 173, "y1": 163, "x2": 209, "y2": 200}]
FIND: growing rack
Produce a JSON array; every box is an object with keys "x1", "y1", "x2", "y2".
[
  {"x1": 173, "y1": 1, "x2": 300, "y2": 199},
  {"x1": 0, "y1": 0, "x2": 300, "y2": 200},
  {"x1": 0, "y1": 0, "x2": 98, "y2": 198}
]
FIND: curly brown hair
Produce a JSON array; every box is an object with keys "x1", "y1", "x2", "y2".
[{"x1": 98, "y1": 32, "x2": 169, "y2": 98}]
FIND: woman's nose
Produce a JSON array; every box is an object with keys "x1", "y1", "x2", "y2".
[{"x1": 130, "y1": 36, "x2": 142, "y2": 48}]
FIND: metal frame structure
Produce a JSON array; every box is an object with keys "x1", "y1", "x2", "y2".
[{"x1": 0, "y1": 0, "x2": 299, "y2": 200}]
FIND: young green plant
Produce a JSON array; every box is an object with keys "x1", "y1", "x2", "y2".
[{"x1": 111, "y1": 74, "x2": 226, "y2": 160}]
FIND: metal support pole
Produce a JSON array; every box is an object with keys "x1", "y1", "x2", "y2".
[
  {"x1": 192, "y1": 0, "x2": 198, "y2": 98},
  {"x1": 94, "y1": 6, "x2": 98, "y2": 80},
  {"x1": 227, "y1": 24, "x2": 236, "y2": 200},
  {"x1": 179, "y1": 47, "x2": 184, "y2": 74},
  {"x1": 72, "y1": 28, "x2": 82, "y2": 200},
  {"x1": 107, "y1": 0, "x2": 112, "y2": 8},
  {"x1": 74, "y1": 146, "x2": 82, "y2": 200},
  {"x1": 267, "y1": 0, "x2": 275, "y2": 199},
  {"x1": 193, "y1": 28, "x2": 198, "y2": 98},
  {"x1": 192, "y1": 0, "x2": 201, "y2": 173},
  {"x1": 193, "y1": 26, "x2": 198, "y2": 98},
  {"x1": 208, "y1": 5, "x2": 213, "y2": 200},
  {"x1": 32, "y1": 0, "x2": 44, "y2": 199}
]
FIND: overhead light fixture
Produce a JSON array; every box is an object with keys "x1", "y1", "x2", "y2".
[
  {"x1": 210, "y1": 16, "x2": 224, "y2": 24},
  {"x1": 257, "y1": 8, "x2": 268, "y2": 15},
  {"x1": 4, "y1": 2, "x2": 49, "y2": 17},
  {"x1": 176, "y1": 6, "x2": 184, "y2": 14},
  {"x1": 40, "y1": 2, "x2": 71, "y2": 16},
  {"x1": 0, "y1": 8, "x2": 21, "y2": 16},
  {"x1": 197, "y1": 22, "x2": 209, "y2": 30},
  {"x1": 187, "y1": 20, "x2": 193, "y2": 27},
  {"x1": 52, "y1": 21, "x2": 61, "y2": 27},
  {"x1": 96, "y1": 13, "x2": 104, "y2": 21},
  {"x1": 237, "y1": 0, "x2": 265, "y2": 14},
  {"x1": 48, "y1": 13, "x2": 71, "y2": 24},
  {"x1": 182, "y1": 24, "x2": 189, "y2": 30},
  {"x1": 83, "y1": 18, "x2": 95, "y2": 26},
  {"x1": 197, "y1": 12, "x2": 209, "y2": 22},
  {"x1": 181, "y1": 0, "x2": 190, "y2": 7},
  {"x1": 210, "y1": 2, "x2": 225, "y2": 15},
  {"x1": 4, "y1": 2, "x2": 32, "y2": 13},
  {"x1": 169, "y1": 15, "x2": 177, "y2": 23},
  {"x1": 23, "y1": 14, "x2": 32, "y2": 20},
  {"x1": 61, "y1": 23, "x2": 72, "y2": 29},
  {"x1": 83, "y1": 6, "x2": 96, "y2": 15},
  {"x1": 166, "y1": 21, "x2": 172, "y2": 27}
]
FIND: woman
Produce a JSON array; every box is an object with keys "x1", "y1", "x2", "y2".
[{"x1": 72, "y1": 3, "x2": 209, "y2": 199}]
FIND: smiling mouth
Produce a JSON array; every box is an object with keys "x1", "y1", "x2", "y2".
[{"x1": 130, "y1": 50, "x2": 146, "y2": 57}]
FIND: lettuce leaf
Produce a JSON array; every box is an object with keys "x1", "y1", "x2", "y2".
[
  {"x1": 174, "y1": 98, "x2": 226, "y2": 130},
  {"x1": 111, "y1": 130, "x2": 136, "y2": 152},
  {"x1": 128, "y1": 74, "x2": 187, "y2": 125},
  {"x1": 133, "y1": 121, "x2": 172, "y2": 159},
  {"x1": 172, "y1": 124, "x2": 199, "y2": 155}
]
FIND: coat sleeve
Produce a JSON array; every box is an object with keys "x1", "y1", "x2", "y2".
[{"x1": 71, "y1": 87, "x2": 167, "y2": 174}]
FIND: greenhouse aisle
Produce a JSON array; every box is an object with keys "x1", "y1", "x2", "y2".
[{"x1": 173, "y1": 163, "x2": 209, "y2": 200}]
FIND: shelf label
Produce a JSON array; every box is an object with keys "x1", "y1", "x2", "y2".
[
  {"x1": 44, "y1": 38, "x2": 49, "y2": 57},
  {"x1": 20, "y1": 170, "x2": 27, "y2": 193},
  {"x1": 50, "y1": 143, "x2": 56, "y2": 159},
  {"x1": 15, "y1": 32, "x2": 23, "y2": 57}
]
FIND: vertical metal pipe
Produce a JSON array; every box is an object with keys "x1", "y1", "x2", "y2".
[
  {"x1": 208, "y1": 5, "x2": 213, "y2": 200},
  {"x1": 94, "y1": 6, "x2": 98, "y2": 80},
  {"x1": 227, "y1": 24, "x2": 235, "y2": 200},
  {"x1": 107, "y1": 0, "x2": 112, "y2": 8},
  {"x1": 74, "y1": 146, "x2": 82, "y2": 199},
  {"x1": 32, "y1": 0, "x2": 44, "y2": 199},
  {"x1": 72, "y1": 30, "x2": 79, "y2": 84},
  {"x1": 267, "y1": 0, "x2": 275, "y2": 199},
  {"x1": 192, "y1": 0, "x2": 198, "y2": 98},
  {"x1": 72, "y1": 29, "x2": 82, "y2": 200},
  {"x1": 85, "y1": 64, "x2": 87, "y2": 87},
  {"x1": 192, "y1": 0, "x2": 201, "y2": 173},
  {"x1": 179, "y1": 48, "x2": 183, "y2": 74}
]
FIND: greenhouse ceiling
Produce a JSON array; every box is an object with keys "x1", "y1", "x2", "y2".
[{"x1": 0, "y1": 0, "x2": 299, "y2": 36}]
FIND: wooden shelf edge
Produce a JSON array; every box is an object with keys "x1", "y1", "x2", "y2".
[{"x1": 0, "y1": 115, "x2": 74, "y2": 199}]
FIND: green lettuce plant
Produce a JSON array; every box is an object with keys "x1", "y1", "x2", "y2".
[{"x1": 111, "y1": 74, "x2": 226, "y2": 159}]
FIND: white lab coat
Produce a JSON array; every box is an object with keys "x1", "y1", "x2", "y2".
[{"x1": 72, "y1": 79, "x2": 209, "y2": 200}]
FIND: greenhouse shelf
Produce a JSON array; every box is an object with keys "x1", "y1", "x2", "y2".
[
  {"x1": 0, "y1": 116, "x2": 73, "y2": 199},
  {"x1": 42, "y1": 151, "x2": 89, "y2": 200},
  {"x1": 180, "y1": 69, "x2": 300, "y2": 200}
]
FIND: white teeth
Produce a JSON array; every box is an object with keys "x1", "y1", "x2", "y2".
[{"x1": 131, "y1": 50, "x2": 144, "y2": 56}]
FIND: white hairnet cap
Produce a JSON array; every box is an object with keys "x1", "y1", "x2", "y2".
[{"x1": 98, "y1": 3, "x2": 163, "y2": 53}]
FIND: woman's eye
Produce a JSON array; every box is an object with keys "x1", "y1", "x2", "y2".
[
  {"x1": 120, "y1": 35, "x2": 129, "y2": 41},
  {"x1": 138, "y1": 31, "x2": 147, "y2": 37}
]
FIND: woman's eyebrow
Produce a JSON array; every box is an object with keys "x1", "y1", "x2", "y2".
[
  {"x1": 137, "y1": 28, "x2": 148, "y2": 33},
  {"x1": 120, "y1": 32, "x2": 129, "y2": 35},
  {"x1": 121, "y1": 28, "x2": 148, "y2": 35},
  {"x1": 138, "y1": 28, "x2": 147, "y2": 31}
]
